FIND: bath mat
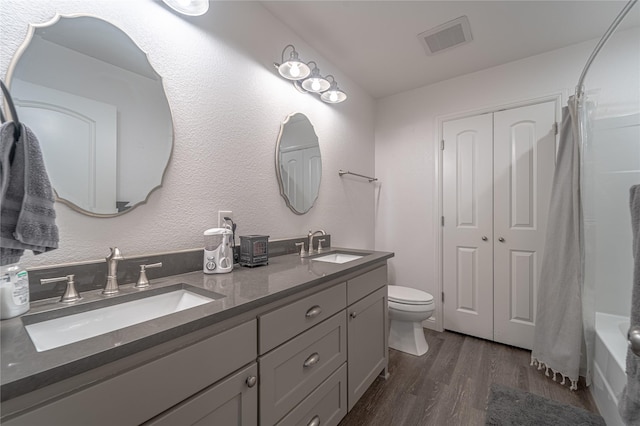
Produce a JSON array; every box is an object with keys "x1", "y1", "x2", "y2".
[{"x1": 485, "y1": 384, "x2": 605, "y2": 425}]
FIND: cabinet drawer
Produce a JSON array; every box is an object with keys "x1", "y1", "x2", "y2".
[
  {"x1": 276, "y1": 363, "x2": 347, "y2": 426},
  {"x1": 259, "y1": 283, "x2": 346, "y2": 354},
  {"x1": 145, "y1": 363, "x2": 257, "y2": 426},
  {"x1": 260, "y1": 311, "x2": 347, "y2": 426},
  {"x1": 347, "y1": 265, "x2": 387, "y2": 305},
  {"x1": 4, "y1": 320, "x2": 257, "y2": 426}
]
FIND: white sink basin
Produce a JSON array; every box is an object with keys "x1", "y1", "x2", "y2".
[
  {"x1": 25, "y1": 289, "x2": 217, "y2": 352},
  {"x1": 311, "y1": 253, "x2": 364, "y2": 264}
]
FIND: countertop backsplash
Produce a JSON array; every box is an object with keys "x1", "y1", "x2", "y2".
[{"x1": 27, "y1": 235, "x2": 331, "y2": 302}]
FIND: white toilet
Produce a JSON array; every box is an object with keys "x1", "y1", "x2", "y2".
[{"x1": 388, "y1": 285, "x2": 434, "y2": 356}]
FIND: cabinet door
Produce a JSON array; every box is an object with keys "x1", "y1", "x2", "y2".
[
  {"x1": 347, "y1": 286, "x2": 388, "y2": 411},
  {"x1": 145, "y1": 363, "x2": 258, "y2": 426}
]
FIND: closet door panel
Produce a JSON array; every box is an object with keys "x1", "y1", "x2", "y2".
[
  {"x1": 442, "y1": 113, "x2": 494, "y2": 341},
  {"x1": 493, "y1": 101, "x2": 556, "y2": 350}
]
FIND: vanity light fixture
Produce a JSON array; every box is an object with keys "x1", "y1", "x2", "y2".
[
  {"x1": 162, "y1": 0, "x2": 209, "y2": 16},
  {"x1": 320, "y1": 76, "x2": 347, "y2": 104},
  {"x1": 300, "y1": 62, "x2": 330, "y2": 93},
  {"x1": 274, "y1": 45, "x2": 347, "y2": 104},
  {"x1": 277, "y1": 45, "x2": 311, "y2": 80}
]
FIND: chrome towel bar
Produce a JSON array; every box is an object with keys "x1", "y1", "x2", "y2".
[{"x1": 338, "y1": 170, "x2": 378, "y2": 182}]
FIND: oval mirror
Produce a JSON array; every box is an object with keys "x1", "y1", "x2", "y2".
[
  {"x1": 275, "y1": 113, "x2": 322, "y2": 214},
  {"x1": 7, "y1": 15, "x2": 173, "y2": 217}
]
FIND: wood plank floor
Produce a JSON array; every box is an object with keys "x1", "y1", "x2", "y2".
[{"x1": 340, "y1": 329, "x2": 598, "y2": 426}]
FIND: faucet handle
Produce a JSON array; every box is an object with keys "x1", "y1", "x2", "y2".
[
  {"x1": 41, "y1": 274, "x2": 81, "y2": 303},
  {"x1": 295, "y1": 242, "x2": 307, "y2": 257},
  {"x1": 317, "y1": 239, "x2": 326, "y2": 252},
  {"x1": 135, "y1": 262, "x2": 162, "y2": 289}
]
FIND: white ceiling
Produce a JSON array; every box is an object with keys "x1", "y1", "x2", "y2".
[{"x1": 261, "y1": 1, "x2": 640, "y2": 99}]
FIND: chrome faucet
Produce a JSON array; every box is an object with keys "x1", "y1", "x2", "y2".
[
  {"x1": 103, "y1": 247, "x2": 124, "y2": 295},
  {"x1": 307, "y1": 229, "x2": 326, "y2": 255}
]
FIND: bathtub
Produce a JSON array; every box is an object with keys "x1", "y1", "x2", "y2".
[{"x1": 592, "y1": 312, "x2": 630, "y2": 426}]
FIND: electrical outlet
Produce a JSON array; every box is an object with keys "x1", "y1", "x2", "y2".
[{"x1": 218, "y1": 210, "x2": 232, "y2": 228}]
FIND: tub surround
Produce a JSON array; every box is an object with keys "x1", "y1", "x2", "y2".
[{"x1": 0, "y1": 245, "x2": 389, "y2": 408}]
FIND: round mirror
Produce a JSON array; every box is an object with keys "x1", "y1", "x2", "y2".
[
  {"x1": 275, "y1": 113, "x2": 322, "y2": 214},
  {"x1": 7, "y1": 15, "x2": 173, "y2": 217}
]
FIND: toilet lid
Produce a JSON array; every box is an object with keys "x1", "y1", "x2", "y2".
[{"x1": 388, "y1": 286, "x2": 434, "y2": 305}]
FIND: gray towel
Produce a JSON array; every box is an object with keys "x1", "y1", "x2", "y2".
[
  {"x1": 619, "y1": 184, "x2": 640, "y2": 424},
  {"x1": 0, "y1": 122, "x2": 58, "y2": 265}
]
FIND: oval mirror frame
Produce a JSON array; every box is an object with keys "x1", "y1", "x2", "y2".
[
  {"x1": 275, "y1": 113, "x2": 322, "y2": 215},
  {"x1": 5, "y1": 14, "x2": 174, "y2": 217}
]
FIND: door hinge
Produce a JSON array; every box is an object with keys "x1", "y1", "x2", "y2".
[
  {"x1": 441, "y1": 216, "x2": 445, "y2": 226},
  {"x1": 442, "y1": 292, "x2": 445, "y2": 303},
  {"x1": 441, "y1": 140, "x2": 445, "y2": 150},
  {"x1": 553, "y1": 122, "x2": 559, "y2": 135}
]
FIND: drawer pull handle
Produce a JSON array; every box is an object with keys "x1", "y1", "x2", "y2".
[
  {"x1": 305, "y1": 305, "x2": 322, "y2": 318},
  {"x1": 303, "y1": 352, "x2": 320, "y2": 368},
  {"x1": 308, "y1": 415, "x2": 321, "y2": 426},
  {"x1": 246, "y1": 376, "x2": 257, "y2": 388},
  {"x1": 350, "y1": 311, "x2": 357, "y2": 319}
]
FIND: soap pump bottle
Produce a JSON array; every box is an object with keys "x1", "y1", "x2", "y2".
[{"x1": 0, "y1": 263, "x2": 30, "y2": 319}]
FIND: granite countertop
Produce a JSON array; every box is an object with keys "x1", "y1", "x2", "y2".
[{"x1": 0, "y1": 247, "x2": 393, "y2": 402}]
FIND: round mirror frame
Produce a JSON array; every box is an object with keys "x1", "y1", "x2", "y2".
[{"x1": 5, "y1": 14, "x2": 175, "y2": 218}]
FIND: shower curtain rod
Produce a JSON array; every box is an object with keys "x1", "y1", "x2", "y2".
[{"x1": 576, "y1": 0, "x2": 638, "y2": 99}]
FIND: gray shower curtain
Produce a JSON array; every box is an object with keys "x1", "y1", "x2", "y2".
[{"x1": 531, "y1": 96, "x2": 584, "y2": 390}]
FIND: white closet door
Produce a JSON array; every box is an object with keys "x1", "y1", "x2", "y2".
[
  {"x1": 493, "y1": 101, "x2": 556, "y2": 349},
  {"x1": 442, "y1": 113, "x2": 494, "y2": 340}
]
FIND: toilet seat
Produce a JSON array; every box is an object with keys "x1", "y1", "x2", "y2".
[{"x1": 388, "y1": 286, "x2": 433, "y2": 306}]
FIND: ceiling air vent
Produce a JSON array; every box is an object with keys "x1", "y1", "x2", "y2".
[{"x1": 418, "y1": 15, "x2": 473, "y2": 56}]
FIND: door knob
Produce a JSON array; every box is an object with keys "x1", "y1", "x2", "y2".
[
  {"x1": 498, "y1": 237, "x2": 505, "y2": 243},
  {"x1": 482, "y1": 236, "x2": 488, "y2": 241}
]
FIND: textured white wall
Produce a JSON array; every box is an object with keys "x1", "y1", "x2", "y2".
[
  {"x1": 1, "y1": 0, "x2": 376, "y2": 268},
  {"x1": 374, "y1": 28, "x2": 640, "y2": 330}
]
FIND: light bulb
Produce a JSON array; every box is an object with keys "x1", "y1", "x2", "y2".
[
  {"x1": 330, "y1": 91, "x2": 338, "y2": 102},
  {"x1": 311, "y1": 79, "x2": 321, "y2": 92},
  {"x1": 289, "y1": 63, "x2": 300, "y2": 78}
]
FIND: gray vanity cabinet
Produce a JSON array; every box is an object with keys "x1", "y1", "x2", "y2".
[
  {"x1": 259, "y1": 264, "x2": 388, "y2": 425},
  {"x1": 345, "y1": 266, "x2": 388, "y2": 411},
  {"x1": 145, "y1": 363, "x2": 258, "y2": 426},
  {"x1": 3, "y1": 320, "x2": 257, "y2": 426},
  {"x1": 3, "y1": 260, "x2": 390, "y2": 426}
]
